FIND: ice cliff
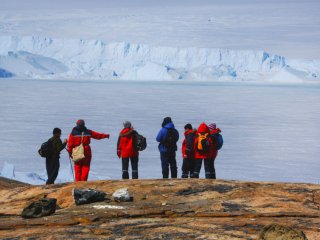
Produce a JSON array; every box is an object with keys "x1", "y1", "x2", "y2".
[{"x1": 0, "y1": 35, "x2": 319, "y2": 82}]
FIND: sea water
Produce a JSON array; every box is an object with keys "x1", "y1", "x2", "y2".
[{"x1": 0, "y1": 79, "x2": 319, "y2": 184}]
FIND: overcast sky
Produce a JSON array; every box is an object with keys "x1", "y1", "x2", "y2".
[
  {"x1": 1, "y1": 0, "x2": 319, "y2": 10},
  {"x1": 1, "y1": 0, "x2": 319, "y2": 58}
]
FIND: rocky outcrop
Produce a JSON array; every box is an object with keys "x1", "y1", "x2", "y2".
[
  {"x1": 0, "y1": 178, "x2": 319, "y2": 239},
  {"x1": 0, "y1": 176, "x2": 29, "y2": 190}
]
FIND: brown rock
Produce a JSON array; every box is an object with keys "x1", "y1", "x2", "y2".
[
  {"x1": 0, "y1": 178, "x2": 319, "y2": 239},
  {"x1": 259, "y1": 224, "x2": 308, "y2": 240}
]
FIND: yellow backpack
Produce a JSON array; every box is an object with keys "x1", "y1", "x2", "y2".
[{"x1": 197, "y1": 133, "x2": 210, "y2": 152}]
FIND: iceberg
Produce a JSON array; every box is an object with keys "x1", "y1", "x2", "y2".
[{"x1": 0, "y1": 35, "x2": 319, "y2": 82}]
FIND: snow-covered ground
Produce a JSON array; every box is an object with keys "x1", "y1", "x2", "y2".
[{"x1": 0, "y1": 79, "x2": 319, "y2": 184}]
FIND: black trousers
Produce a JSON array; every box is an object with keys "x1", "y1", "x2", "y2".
[
  {"x1": 160, "y1": 152, "x2": 177, "y2": 178},
  {"x1": 193, "y1": 158, "x2": 216, "y2": 179},
  {"x1": 181, "y1": 158, "x2": 195, "y2": 178},
  {"x1": 122, "y1": 157, "x2": 139, "y2": 179},
  {"x1": 46, "y1": 156, "x2": 60, "y2": 184}
]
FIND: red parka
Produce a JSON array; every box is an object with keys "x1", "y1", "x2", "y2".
[
  {"x1": 194, "y1": 122, "x2": 214, "y2": 159},
  {"x1": 117, "y1": 128, "x2": 139, "y2": 159},
  {"x1": 67, "y1": 126, "x2": 109, "y2": 182},
  {"x1": 67, "y1": 127, "x2": 109, "y2": 157}
]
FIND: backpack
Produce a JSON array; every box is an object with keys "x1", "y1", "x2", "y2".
[
  {"x1": 21, "y1": 198, "x2": 57, "y2": 218},
  {"x1": 163, "y1": 128, "x2": 177, "y2": 150},
  {"x1": 38, "y1": 140, "x2": 53, "y2": 158},
  {"x1": 197, "y1": 133, "x2": 211, "y2": 153},
  {"x1": 216, "y1": 134, "x2": 223, "y2": 150},
  {"x1": 134, "y1": 133, "x2": 147, "y2": 151}
]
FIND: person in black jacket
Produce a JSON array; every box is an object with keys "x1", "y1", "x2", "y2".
[
  {"x1": 181, "y1": 124, "x2": 196, "y2": 178},
  {"x1": 46, "y1": 128, "x2": 67, "y2": 184}
]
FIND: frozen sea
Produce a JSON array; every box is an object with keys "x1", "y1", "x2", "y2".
[{"x1": 0, "y1": 79, "x2": 319, "y2": 184}]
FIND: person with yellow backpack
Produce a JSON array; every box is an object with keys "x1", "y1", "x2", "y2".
[{"x1": 193, "y1": 122, "x2": 215, "y2": 179}]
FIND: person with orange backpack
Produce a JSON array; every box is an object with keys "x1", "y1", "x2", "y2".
[
  {"x1": 208, "y1": 123, "x2": 223, "y2": 179},
  {"x1": 117, "y1": 121, "x2": 139, "y2": 179},
  {"x1": 67, "y1": 119, "x2": 110, "y2": 182},
  {"x1": 193, "y1": 122, "x2": 215, "y2": 179},
  {"x1": 181, "y1": 123, "x2": 196, "y2": 178}
]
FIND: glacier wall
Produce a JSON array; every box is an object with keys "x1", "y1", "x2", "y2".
[{"x1": 0, "y1": 35, "x2": 318, "y2": 82}]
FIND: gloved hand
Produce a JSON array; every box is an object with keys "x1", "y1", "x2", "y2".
[
  {"x1": 117, "y1": 150, "x2": 121, "y2": 158},
  {"x1": 106, "y1": 134, "x2": 110, "y2": 139}
]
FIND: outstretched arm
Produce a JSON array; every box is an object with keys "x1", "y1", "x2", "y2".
[{"x1": 91, "y1": 130, "x2": 110, "y2": 140}]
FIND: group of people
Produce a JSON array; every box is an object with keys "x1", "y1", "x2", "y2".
[
  {"x1": 42, "y1": 117, "x2": 223, "y2": 184},
  {"x1": 156, "y1": 117, "x2": 223, "y2": 179}
]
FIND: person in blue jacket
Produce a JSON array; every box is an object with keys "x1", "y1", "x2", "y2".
[{"x1": 156, "y1": 117, "x2": 179, "y2": 178}]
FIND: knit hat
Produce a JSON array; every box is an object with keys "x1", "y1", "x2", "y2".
[
  {"x1": 162, "y1": 117, "x2": 172, "y2": 127},
  {"x1": 53, "y1": 128, "x2": 61, "y2": 135},
  {"x1": 123, "y1": 121, "x2": 132, "y2": 128},
  {"x1": 184, "y1": 123, "x2": 192, "y2": 130},
  {"x1": 76, "y1": 119, "x2": 85, "y2": 127},
  {"x1": 208, "y1": 123, "x2": 216, "y2": 130}
]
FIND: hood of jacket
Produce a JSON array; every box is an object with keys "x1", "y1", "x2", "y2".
[
  {"x1": 197, "y1": 122, "x2": 210, "y2": 133},
  {"x1": 164, "y1": 122, "x2": 175, "y2": 129},
  {"x1": 72, "y1": 125, "x2": 90, "y2": 135},
  {"x1": 120, "y1": 127, "x2": 134, "y2": 137}
]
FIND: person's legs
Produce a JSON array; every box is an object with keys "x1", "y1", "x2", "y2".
[
  {"x1": 46, "y1": 157, "x2": 54, "y2": 184},
  {"x1": 210, "y1": 158, "x2": 216, "y2": 179},
  {"x1": 160, "y1": 152, "x2": 169, "y2": 178},
  {"x1": 189, "y1": 159, "x2": 195, "y2": 178},
  {"x1": 181, "y1": 158, "x2": 189, "y2": 178},
  {"x1": 131, "y1": 157, "x2": 139, "y2": 179},
  {"x1": 193, "y1": 159, "x2": 202, "y2": 178},
  {"x1": 81, "y1": 156, "x2": 91, "y2": 181},
  {"x1": 121, "y1": 157, "x2": 129, "y2": 179},
  {"x1": 51, "y1": 159, "x2": 60, "y2": 184},
  {"x1": 204, "y1": 158, "x2": 213, "y2": 179},
  {"x1": 74, "y1": 160, "x2": 83, "y2": 182},
  {"x1": 168, "y1": 152, "x2": 177, "y2": 178}
]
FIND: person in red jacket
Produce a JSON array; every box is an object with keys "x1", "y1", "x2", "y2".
[
  {"x1": 193, "y1": 122, "x2": 215, "y2": 179},
  {"x1": 181, "y1": 123, "x2": 196, "y2": 178},
  {"x1": 117, "y1": 121, "x2": 139, "y2": 179},
  {"x1": 67, "y1": 119, "x2": 109, "y2": 181}
]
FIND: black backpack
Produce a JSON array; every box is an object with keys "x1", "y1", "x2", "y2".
[
  {"x1": 216, "y1": 134, "x2": 223, "y2": 150},
  {"x1": 134, "y1": 133, "x2": 147, "y2": 151},
  {"x1": 212, "y1": 133, "x2": 223, "y2": 150},
  {"x1": 163, "y1": 128, "x2": 177, "y2": 150},
  {"x1": 38, "y1": 140, "x2": 52, "y2": 158},
  {"x1": 21, "y1": 198, "x2": 57, "y2": 218}
]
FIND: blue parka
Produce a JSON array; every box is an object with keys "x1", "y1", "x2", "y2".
[{"x1": 156, "y1": 122, "x2": 179, "y2": 153}]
